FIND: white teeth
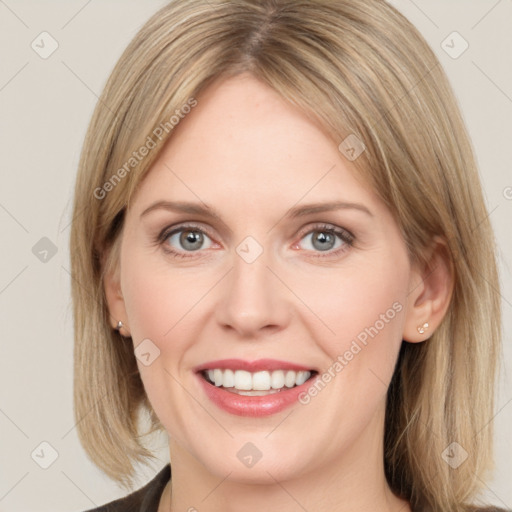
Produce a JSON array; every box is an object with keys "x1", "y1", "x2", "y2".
[
  {"x1": 295, "y1": 371, "x2": 309, "y2": 386},
  {"x1": 285, "y1": 370, "x2": 296, "y2": 388},
  {"x1": 271, "y1": 370, "x2": 285, "y2": 389},
  {"x1": 252, "y1": 371, "x2": 271, "y2": 391},
  {"x1": 234, "y1": 370, "x2": 252, "y2": 390},
  {"x1": 223, "y1": 369, "x2": 235, "y2": 388},
  {"x1": 213, "y1": 369, "x2": 223, "y2": 387},
  {"x1": 203, "y1": 369, "x2": 312, "y2": 391}
]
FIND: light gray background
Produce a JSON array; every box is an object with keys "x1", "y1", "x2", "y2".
[{"x1": 0, "y1": 1, "x2": 510, "y2": 511}]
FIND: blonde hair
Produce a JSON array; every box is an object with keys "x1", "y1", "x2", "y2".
[{"x1": 70, "y1": 1, "x2": 502, "y2": 510}]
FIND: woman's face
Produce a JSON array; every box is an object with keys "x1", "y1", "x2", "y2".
[{"x1": 112, "y1": 73, "x2": 419, "y2": 484}]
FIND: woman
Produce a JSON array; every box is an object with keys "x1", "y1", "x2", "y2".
[{"x1": 70, "y1": 1, "x2": 508, "y2": 511}]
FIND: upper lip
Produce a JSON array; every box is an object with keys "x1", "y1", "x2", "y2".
[{"x1": 194, "y1": 358, "x2": 315, "y2": 373}]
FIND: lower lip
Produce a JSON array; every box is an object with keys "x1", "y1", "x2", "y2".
[{"x1": 196, "y1": 373, "x2": 317, "y2": 417}]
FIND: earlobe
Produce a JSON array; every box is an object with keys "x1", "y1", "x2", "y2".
[
  {"x1": 403, "y1": 238, "x2": 454, "y2": 343},
  {"x1": 103, "y1": 264, "x2": 131, "y2": 337}
]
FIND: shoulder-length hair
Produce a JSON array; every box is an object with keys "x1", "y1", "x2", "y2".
[{"x1": 70, "y1": 1, "x2": 502, "y2": 510}]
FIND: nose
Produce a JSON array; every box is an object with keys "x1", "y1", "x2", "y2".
[{"x1": 215, "y1": 249, "x2": 292, "y2": 339}]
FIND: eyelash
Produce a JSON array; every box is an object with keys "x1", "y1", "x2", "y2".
[{"x1": 156, "y1": 222, "x2": 355, "y2": 260}]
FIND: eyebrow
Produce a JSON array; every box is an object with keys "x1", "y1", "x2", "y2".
[{"x1": 140, "y1": 200, "x2": 373, "y2": 221}]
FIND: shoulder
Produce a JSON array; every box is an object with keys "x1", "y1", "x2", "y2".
[{"x1": 82, "y1": 464, "x2": 171, "y2": 512}]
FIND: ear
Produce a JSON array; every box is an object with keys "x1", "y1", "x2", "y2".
[
  {"x1": 403, "y1": 237, "x2": 454, "y2": 343},
  {"x1": 103, "y1": 247, "x2": 131, "y2": 338}
]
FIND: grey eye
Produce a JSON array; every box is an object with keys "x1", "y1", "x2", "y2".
[
  {"x1": 300, "y1": 230, "x2": 344, "y2": 252},
  {"x1": 167, "y1": 229, "x2": 213, "y2": 252}
]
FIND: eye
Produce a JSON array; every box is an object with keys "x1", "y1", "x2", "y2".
[
  {"x1": 294, "y1": 223, "x2": 354, "y2": 258},
  {"x1": 157, "y1": 224, "x2": 215, "y2": 258},
  {"x1": 156, "y1": 222, "x2": 355, "y2": 260}
]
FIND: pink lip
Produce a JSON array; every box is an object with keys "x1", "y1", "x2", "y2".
[
  {"x1": 193, "y1": 358, "x2": 314, "y2": 373},
  {"x1": 193, "y1": 359, "x2": 317, "y2": 417}
]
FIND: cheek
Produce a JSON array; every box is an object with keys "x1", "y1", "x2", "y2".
[
  {"x1": 119, "y1": 251, "x2": 204, "y2": 439},
  {"x1": 293, "y1": 253, "x2": 409, "y2": 435},
  {"x1": 122, "y1": 270, "x2": 172, "y2": 341},
  {"x1": 120, "y1": 249, "x2": 217, "y2": 373},
  {"x1": 120, "y1": 246, "x2": 196, "y2": 340},
  {"x1": 304, "y1": 249, "x2": 409, "y2": 365}
]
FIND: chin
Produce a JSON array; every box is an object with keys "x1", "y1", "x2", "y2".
[{"x1": 192, "y1": 440, "x2": 315, "y2": 485}]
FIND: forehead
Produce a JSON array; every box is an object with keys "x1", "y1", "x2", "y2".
[{"x1": 129, "y1": 74, "x2": 380, "y2": 217}]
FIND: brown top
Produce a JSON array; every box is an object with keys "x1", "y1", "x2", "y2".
[
  {"x1": 83, "y1": 464, "x2": 170, "y2": 512},
  {"x1": 83, "y1": 464, "x2": 509, "y2": 512}
]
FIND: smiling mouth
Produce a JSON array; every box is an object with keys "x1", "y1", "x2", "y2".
[{"x1": 201, "y1": 368, "x2": 318, "y2": 396}]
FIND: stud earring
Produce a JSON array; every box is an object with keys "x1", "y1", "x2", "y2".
[
  {"x1": 417, "y1": 322, "x2": 429, "y2": 335},
  {"x1": 115, "y1": 320, "x2": 123, "y2": 331}
]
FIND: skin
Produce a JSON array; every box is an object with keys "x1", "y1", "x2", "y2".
[{"x1": 105, "y1": 73, "x2": 453, "y2": 512}]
